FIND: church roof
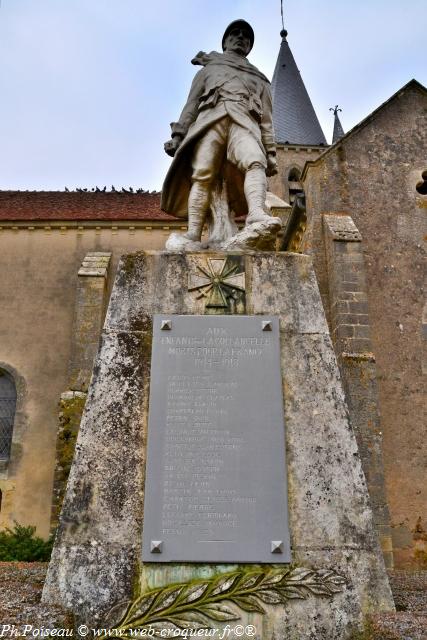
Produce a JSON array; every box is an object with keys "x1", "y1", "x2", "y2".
[
  {"x1": 0, "y1": 190, "x2": 178, "y2": 222},
  {"x1": 271, "y1": 30, "x2": 327, "y2": 146},
  {"x1": 0, "y1": 190, "x2": 251, "y2": 223}
]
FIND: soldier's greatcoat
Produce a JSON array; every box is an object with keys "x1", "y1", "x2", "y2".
[{"x1": 161, "y1": 50, "x2": 276, "y2": 218}]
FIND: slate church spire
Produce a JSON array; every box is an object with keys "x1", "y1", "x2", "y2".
[
  {"x1": 271, "y1": 25, "x2": 327, "y2": 146},
  {"x1": 330, "y1": 105, "x2": 345, "y2": 143}
]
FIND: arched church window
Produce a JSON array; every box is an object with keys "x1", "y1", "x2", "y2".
[
  {"x1": 0, "y1": 370, "x2": 17, "y2": 461},
  {"x1": 287, "y1": 167, "x2": 303, "y2": 205}
]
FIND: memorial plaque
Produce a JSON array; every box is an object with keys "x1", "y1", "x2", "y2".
[{"x1": 142, "y1": 315, "x2": 291, "y2": 563}]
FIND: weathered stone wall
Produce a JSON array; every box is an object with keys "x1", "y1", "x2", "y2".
[
  {"x1": 50, "y1": 252, "x2": 112, "y2": 530},
  {"x1": 0, "y1": 226, "x2": 175, "y2": 537},
  {"x1": 323, "y1": 214, "x2": 393, "y2": 569},
  {"x1": 67, "y1": 253, "x2": 112, "y2": 393},
  {"x1": 302, "y1": 84, "x2": 427, "y2": 567}
]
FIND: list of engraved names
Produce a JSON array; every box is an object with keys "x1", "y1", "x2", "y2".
[{"x1": 161, "y1": 326, "x2": 270, "y2": 541}]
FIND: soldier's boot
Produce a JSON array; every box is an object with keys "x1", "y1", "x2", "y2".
[
  {"x1": 184, "y1": 181, "x2": 210, "y2": 241},
  {"x1": 244, "y1": 163, "x2": 277, "y2": 225}
]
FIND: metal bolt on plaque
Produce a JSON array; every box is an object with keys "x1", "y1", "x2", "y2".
[
  {"x1": 160, "y1": 320, "x2": 172, "y2": 331},
  {"x1": 150, "y1": 541, "x2": 163, "y2": 553},
  {"x1": 262, "y1": 320, "x2": 273, "y2": 331},
  {"x1": 271, "y1": 541, "x2": 284, "y2": 554}
]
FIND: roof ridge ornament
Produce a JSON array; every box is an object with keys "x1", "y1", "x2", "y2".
[{"x1": 280, "y1": 0, "x2": 287, "y2": 37}]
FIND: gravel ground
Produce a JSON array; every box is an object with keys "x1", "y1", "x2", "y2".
[
  {"x1": 0, "y1": 563, "x2": 71, "y2": 631},
  {"x1": 0, "y1": 563, "x2": 426, "y2": 638},
  {"x1": 388, "y1": 571, "x2": 427, "y2": 613},
  {"x1": 368, "y1": 571, "x2": 427, "y2": 640}
]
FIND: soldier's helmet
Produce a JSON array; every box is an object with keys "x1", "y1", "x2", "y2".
[{"x1": 222, "y1": 19, "x2": 254, "y2": 53}]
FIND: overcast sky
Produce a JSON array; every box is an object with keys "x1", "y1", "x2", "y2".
[{"x1": 0, "y1": 0, "x2": 425, "y2": 191}]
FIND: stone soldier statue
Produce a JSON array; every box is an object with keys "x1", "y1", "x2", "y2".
[{"x1": 161, "y1": 20, "x2": 281, "y2": 250}]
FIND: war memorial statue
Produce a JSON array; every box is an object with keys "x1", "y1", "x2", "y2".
[
  {"x1": 161, "y1": 20, "x2": 283, "y2": 250},
  {"x1": 42, "y1": 19, "x2": 395, "y2": 637}
]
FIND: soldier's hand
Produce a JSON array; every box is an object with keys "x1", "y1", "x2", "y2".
[
  {"x1": 266, "y1": 153, "x2": 278, "y2": 177},
  {"x1": 164, "y1": 137, "x2": 181, "y2": 157}
]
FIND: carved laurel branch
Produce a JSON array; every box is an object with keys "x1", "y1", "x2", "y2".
[{"x1": 103, "y1": 566, "x2": 346, "y2": 637}]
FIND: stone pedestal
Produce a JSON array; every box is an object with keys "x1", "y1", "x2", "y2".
[{"x1": 43, "y1": 251, "x2": 394, "y2": 638}]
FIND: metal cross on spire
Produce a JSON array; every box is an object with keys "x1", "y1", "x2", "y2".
[{"x1": 280, "y1": 0, "x2": 288, "y2": 37}]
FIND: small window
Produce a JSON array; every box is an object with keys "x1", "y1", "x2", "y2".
[
  {"x1": 0, "y1": 370, "x2": 17, "y2": 461},
  {"x1": 288, "y1": 168, "x2": 301, "y2": 182},
  {"x1": 287, "y1": 167, "x2": 303, "y2": 205},
  {"x1": 416, "y1": 170, "x2": 427, "y2": 195}
]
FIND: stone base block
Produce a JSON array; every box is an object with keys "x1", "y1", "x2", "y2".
[{"x1": 43, "y1": 251, "x2": 394, "y2": 637}]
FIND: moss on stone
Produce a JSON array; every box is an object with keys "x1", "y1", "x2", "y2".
[
  {"x1": 349, "y1": 620, "x2": 391, "y2": 640},
  {"x1": 58, "y1": 395, "x2": 86, "y2": 471},
  {"x1": 51, "y1": 393, "x2": 87, "y2": 528},
  {"x1": 121, "y1": 251, "x2": 145, "y2": 277},
  {"x1": 129, "y1": 314, "x2": 153, "y2": 334},
  {"x1": 414, "y1": 548, "x2": 427, "y2": 568},
  {"x1": 349, "y1": 624, "x2": 374, "y2": 640}
]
